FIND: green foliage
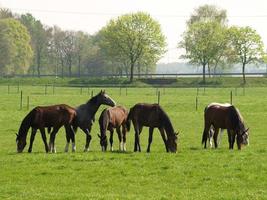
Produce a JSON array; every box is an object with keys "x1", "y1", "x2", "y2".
[
  {"x1": 0, "y1": 18, "x2": 33, "y2": 75},
  {"x1": 99, "y1": 12, "x2": 166, "y2": 82},
  {"x1": 187, "y1": 4, "x2": 227, "y2": 26},
  {"x1": 229, "y1": 26, "x2": 265, "y2": 84}
]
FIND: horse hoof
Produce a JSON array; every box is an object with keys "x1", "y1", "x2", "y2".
[{"x1": 84, "y1": 148, "x2": 89, "y2": 152}]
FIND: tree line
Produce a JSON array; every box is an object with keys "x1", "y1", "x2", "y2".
[{"x1": 0, "y1": 5, "x2": 266, "y2": 83}]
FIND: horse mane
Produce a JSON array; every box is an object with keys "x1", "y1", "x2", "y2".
[
  {"x1": 17, "y1": 108, "x2": 35, "y2": 140},
  {"x1": 86, "y1": 94, "x2": 98, "y2": 105},
  {"x1": 229, "y1": 105, "x2": 245, "y2": 131},
  {"x1": 159, "y1": 106, "x2": 175, "y2": 137}
]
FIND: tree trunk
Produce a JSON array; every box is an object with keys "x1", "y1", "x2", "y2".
[
  {"x1": 242, "y1": 63, "x2": 246, "y2": 84},
  {"x1": 37, "y1": 51, "x2": 41, "y2": 78},
  {"x1": 130, "y1": 62, "x2": 134, "y2": 82},
  {"x1": 208, "y1": 63, "x2": 211, "y2": 78},
  {"x1": 202, "y1": 63, "x2": 206, "y2": 84},
  {"x1": 78, "y1": 56, "x2": 81, "y2": 77}
]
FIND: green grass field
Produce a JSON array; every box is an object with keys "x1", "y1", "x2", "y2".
[{"x1": 0, "y1": 83, "x2": 266, "y2": 199}]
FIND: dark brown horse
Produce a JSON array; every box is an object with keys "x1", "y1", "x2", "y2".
[
  {"x1": 69, "y1": 90, "x2": 116, "y2": 152},
  {"x1": 202, "y1": 103, "x2": 249, "y2": 150},
  {"x1": 127, "y1": 103, "x2": 178, "y2": 153},
  {"x1": 97, "y1": 106, "x2": 130, "y2": 152},
  {"x1": 16, "y1": 104, "x2": 76, "y2": 153}
]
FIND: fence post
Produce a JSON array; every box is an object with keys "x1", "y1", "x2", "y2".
[
  {"x1": 230, "y1": 91, "x2": 233, "y2": 105},
  {"x1": 20, "y1": 90, "x2": 23, "y2": 110},
  {"x1": 157, "y1": 91, "x2": 160, "y2": 105},
  {"x1": 91, "y1": 90, "x2": 94, "y2": 98},
  {"x1": 27, "y1": 96, "x2": 29, "y2": 110},
  {"x1": 235, "y1": 87, "x2": 237, "y2": 96},
  {"x1": 197, "y1": 87, "x2": 199, "y2": 96},
  {"x1": 196, "y1": 96, "x2": 198, "y2": 111}
]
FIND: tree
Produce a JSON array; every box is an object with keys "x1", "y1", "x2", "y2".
[
  {"x1": 0, "y1": 8, "x2": 13, "y2": 19},
  {"x1": 99, "y1": 12, "x2": 166, "y2": 82},
  {"x1": 0, "y1": 18, "x2": 33, "y2": 75},
  {"x1": 184, "y1": 4, "x2": 229, "y2": 77},
  {"x1": 179, "y1": 21, "x2": 226, "y2": 83},
  {"x1": 229, "y1": 26, "x2": 264, "y2": 84},
  {"x1": 20, "y1": 13, "x2": 50, "y2": 77},
  {"x1": 187, "y1": 4, "x2": 227, "y2": 26}
]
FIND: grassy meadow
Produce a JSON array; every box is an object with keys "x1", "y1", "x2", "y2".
[{"x1": 0, "y1": 82, "x2": 266, "y2": 199}]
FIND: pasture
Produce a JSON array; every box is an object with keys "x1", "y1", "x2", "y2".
[{"x1": 0, "y1": 84, "x2": 266, "y2": 199}]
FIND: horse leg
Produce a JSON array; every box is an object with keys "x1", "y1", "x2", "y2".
[
  {"x1": 115, "y1": 127, "x2": 122, "y2": 151},
  {"x1": 202, "y1": 125, "x2": 210, "y2": 149},
  {"x1": 134, "y1": 124, "x2": 142, "y2": 152},
  {"x1": 28, "y1": 128, "x2": 37, "y2": 153},
  {"x1": 40, "y1": 128, "x2": 49, "y2": 153},
  {"x1": 133, "y1": 122, "x2": 139, "y2": 152},
  {"x1": 49, "y1": 127, "x2": 60, "y2": 153},
  {"x1": 122, "y1": 125, "x2": 127, "y2": 151},
  {"x1": 83, "y1": 128, "x2": 92, "y2": 152},
  {"x1": 227, "y1": 129, "x2": 233, "y2": 149},
  {"x1": 64, "y1": 126, "x2": 71, "y2": 152},
  {"x1": 110, "y1": 129, "x2": 114, "y2": 151},
  {"x1": 213, "y1": 128, "x2": 219, "y2": 148},
  {"x1": 159, "y1": 127, "x2": 168, "y2": 152},
  {"x1": 68, "y1": 125, "x2": 76, "y2": 152},
  {"x1": 146, "y1": 127, "x2": 154, "y2": 153}
]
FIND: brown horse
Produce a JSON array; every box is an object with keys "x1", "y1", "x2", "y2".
[
  {"x1": 127, "y1": 103, "x2": 178, "y2": 153},
  {"x1": 16, "y1": 104, "x2": 76, "y2": 153},
  {"x1": 202, "y1": 103, "x2": 249, "y2": 150},
  {"x1": 69, "y1": 90, "x2": 116, "y2": 152},
  {"x1": 97, "y1": 106, "x2": 130, "y2": 152}
]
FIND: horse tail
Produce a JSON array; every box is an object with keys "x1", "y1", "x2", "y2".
[
  {"x1": 126, "y1": 108, "x2": 133, "y2": 131},
  {"x1": 202, "y1": 106, "x2": 209, "y2": 146}
]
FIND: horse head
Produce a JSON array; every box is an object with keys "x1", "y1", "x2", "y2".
[
  {"x1": 16, "y1": 133, "x2": 26, "y2": 153},
  {"x1": 237, "y1": 127, "x2": 249, "y2": 149},
  {"x1": 98, "y1": 134, "x2": 107, "y2": 151},
  {"x1": 167, "y1": 131, "x2": 178, "y2": 153},
  {"x1": 97, "y1": 90, "x2": 116, "y2": 107}
]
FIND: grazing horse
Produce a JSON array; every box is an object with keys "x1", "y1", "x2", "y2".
[
  {"x1": 202, "y1": 103, "x2": 249, "y2": 150},
  {"x1": 16, "y1": 104, "x2": 76, "y2": 153},
  {"x1": 97, "y1": 106, "x2": 130, "y2": 152},
  {"x1": 127, "y1": 103, "x2": 178, "y2": 153},
  {"x1": 66, "y1": 90, "x2": 116, "y2": 152}
]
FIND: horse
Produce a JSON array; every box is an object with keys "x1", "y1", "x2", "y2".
[
  {"x1": 202, "y1": 103, "x2": 249, "y2": 150},
  {"x1": 66, "y1": 90, "x2": 116, "y2": 152},
  {"x1": 16, "y1": 104, "x2": 76, "y2": 153},
  {"x1": 127, "y1": 103, "x2": 178, "y2": 153},
  {"x1": 97, "y1": 106, "x2": 130, "y2": 152}
]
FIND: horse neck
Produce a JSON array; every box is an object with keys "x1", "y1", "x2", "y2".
[
  {"x1": 18, "y1": 111, "x2": 33, "y2": 140},
  {"x1": 162, "y1": 113, "x2": 175, "y2": 139},
  {"x1": 86, "y1": 101, "x2": 101, "y2": 117}
]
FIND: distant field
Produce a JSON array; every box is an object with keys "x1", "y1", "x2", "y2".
[{"x1": 0, "y1": 83, "x2": 266, "y2": 199}]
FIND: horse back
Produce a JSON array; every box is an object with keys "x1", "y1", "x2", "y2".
[
  {"x1": 204, "y1": 104, "x2": 234, "y2": 129},
  {"x1": 130, "y1": 103, "x2": 163, "y2": 127},
  {"x1": 32, "y1": 104, "x2": 76, "y2": 128}
]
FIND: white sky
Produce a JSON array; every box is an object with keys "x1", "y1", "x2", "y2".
[{"x1": 1, "y1": 0, "x2": 267, "y2": 63}]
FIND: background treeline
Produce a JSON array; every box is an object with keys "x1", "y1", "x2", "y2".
[
  {"x1": 0, "y1": 5, "x2": 266, "y2": 84},
  {"x1": 0, "y1": 9, "x2": 161, "y2": 79}
]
